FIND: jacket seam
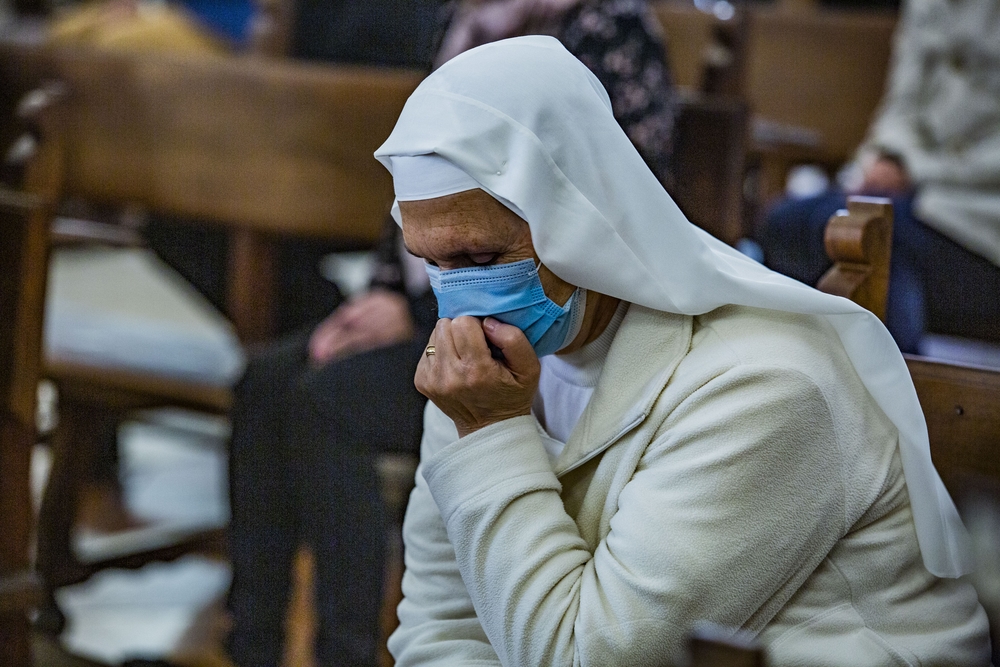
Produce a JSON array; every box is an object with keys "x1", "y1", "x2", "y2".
[
  {"x1": 447, "y1": 471, "x2": 559, "y2": 524},
  {"x1": 826, "y1": 555, "x2": 918, "y2": 666},
  {"x1": 768, "y1": 601, "x2": 853, "y2": 651}
]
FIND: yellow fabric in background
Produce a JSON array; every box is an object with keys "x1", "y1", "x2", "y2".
[{"x1": 48, "y1": 0, "x2": 229, "y2": 54}]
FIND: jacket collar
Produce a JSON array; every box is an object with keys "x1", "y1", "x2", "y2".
[{"x1": 554, "y1": 304, "x2": 692, "y2": 476}]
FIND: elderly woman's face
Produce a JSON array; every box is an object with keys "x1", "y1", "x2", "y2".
[{"x1": 399, "y1": 189, "x2": 576, "y2": 306}]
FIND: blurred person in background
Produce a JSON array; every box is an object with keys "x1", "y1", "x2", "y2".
[
  {"x1": 760, "y1": 0, "x2": 1000, "y2": 354},
  {"x1": 39, "y1": 0, "x2": 444, "y2": 506},
  {"x1": 437, "y1": 0, "x2": 677, "y2": 186}
]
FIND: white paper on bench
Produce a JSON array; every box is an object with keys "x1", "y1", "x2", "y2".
[{"x1": 44, "y1": 244, "x2": 246, "y2": 386}]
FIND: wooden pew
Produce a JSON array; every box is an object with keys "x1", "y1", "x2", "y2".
[
  {"x1": 247, "y1": 0, "x2": 294, "y2": 56},
  {"x1": 654, "y1": 0, "x2": 897, "y2": 159},
  {"x1": 0, "y1": 43, "x2": 423, "y2": 638},
  {"x1": 906, "y1": 357, "x2": 1000, "y2": 495},
  {"x1": 653, "y1": 2, "x2": 746, "y2": 94},
  {"x1": 649, "y1": 2, "x2": 753, "y2": 247},
  {"x1": 746, "y1": 7, "x2": 897, "y2": 202},
  {"x1": 817, "y1": 196, "x2": 1000, "y2": 661},
  {"x1": 654, "y1": 1, "x2": 898, "y2": 204},
  {"x1": 904, "y1": 356, "x2": 1000, "y2": 664},
  {"x1": 657, "y1": 0, "x2": 900, "y2": 235},
  {"x1": 1, "y1": 44, "x2": 419, "y2": 340},
  {"x1": 0, "y1": 191, "x2": 45, "y2": 667},
  {"x1": 745, "y1": 7, "x2": 896, "y2": 159},
  {"x1": 670, "y1": 92, "x2": 750, "y2": 246}
]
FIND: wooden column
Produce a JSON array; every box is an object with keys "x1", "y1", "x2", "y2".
[
  {"x1": 227, "y1": 228, "x2": 277, "y2": 345},
  {"x1": 0, "y1": 187, "x2": 50, "y2": 667}
]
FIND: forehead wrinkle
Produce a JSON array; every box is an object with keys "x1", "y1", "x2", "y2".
[
  {"x1": 422, "y1": 222, "x2": 508, "y2": 260},
  {"x1": 402, "y1": 194, "x2": 530, "y2": 261}
]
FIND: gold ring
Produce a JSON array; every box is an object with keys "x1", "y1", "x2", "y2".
[{"x1": 425, "y1": 345, "x2": 436, "y2": 357}]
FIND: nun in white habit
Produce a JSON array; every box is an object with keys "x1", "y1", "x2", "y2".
[{"x1": 375, "y1": 36, "x2": 991, "y2": 666}]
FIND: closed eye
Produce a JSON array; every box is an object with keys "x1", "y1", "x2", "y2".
[{"x1": 468, "y1": 253, "x2": 499, "y2": 265}]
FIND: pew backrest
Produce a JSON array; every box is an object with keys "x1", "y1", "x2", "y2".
[
  {"x1": 654, "y1": 2, "x2": 749, "y2": 96},
  {"x1": 670, "y1": 93, "x2": 749, "y2": 246},
  {"x1": 0, "y1": 43, "x2": 423, "y2": 340},
  {"x1": 905, "y1": 355, "x2": 1000, "y2": 496},
  {"x1": 744, "y1": 8, "x2": 897, "y2": 163},
  {"x1": 0, "y1": 45, "x2": 422, "y2": 243}
]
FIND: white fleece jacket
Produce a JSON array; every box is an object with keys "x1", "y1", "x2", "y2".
[{"x1": 389, "y1": 303, "x2": 990, "y2": 666}]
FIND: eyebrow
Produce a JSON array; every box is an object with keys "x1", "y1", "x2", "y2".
[{"x1": 403, "y1": 240, "x2": 503, "y2": 263}]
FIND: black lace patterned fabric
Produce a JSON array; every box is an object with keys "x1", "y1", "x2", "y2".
[{"x1": 559, "y1": 0, "x2": 678, "y2": 187}]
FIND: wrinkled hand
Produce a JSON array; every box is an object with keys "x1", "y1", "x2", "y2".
[
  {"x1": 861, "y1": 156, "x2": 910, "y2": 194},
  {"x1": 308, "y1": 289, "x2": 414, "y2": 366},
  {"x1": 435, "y1": 2, "x2": 527, "y2": 66},
  {"x1": 416, "y1": 316, "x2": 540, "y2": 438},
  {"x1": 435, "y1": 0, "x2": 578, "y2": 66}
]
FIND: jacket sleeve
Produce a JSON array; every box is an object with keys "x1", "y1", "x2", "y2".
[
  {"x1": 859, "y1": 0, "x2": 1000, "y2": 186},
  {"x1": 387, "y1": 402, "x2": 503, "y2": 667},
  {"x1": 417, "y1": 365, "x2": 848, "y2": 667},
  {"x1": 857, "y1": 0, "x2": 927, "y2": 170}
]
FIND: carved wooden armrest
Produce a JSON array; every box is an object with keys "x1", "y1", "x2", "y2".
[{"x1": 816, "y1": 196, "x2": 893, "y2": 321}]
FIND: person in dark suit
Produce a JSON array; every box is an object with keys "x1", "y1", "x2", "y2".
[{"x1": 222, "y1": 5, "x2": 450, "y2": 666}]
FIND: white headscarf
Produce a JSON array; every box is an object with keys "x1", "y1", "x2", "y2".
[{"x1": 374, "y1": 35, "x2": 972, "y2": 577}]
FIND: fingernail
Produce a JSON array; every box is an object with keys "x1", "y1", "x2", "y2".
[{"x1": 483, "y1": 317, "x2": 498, "y2": 331}]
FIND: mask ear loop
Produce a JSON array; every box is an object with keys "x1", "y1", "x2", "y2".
[{"x1": 558, "y1": 288, "x2": 587, "y2": 352}]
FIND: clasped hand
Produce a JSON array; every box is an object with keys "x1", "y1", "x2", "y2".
[
  {"x1": 308, "y1": 289, "x2": 415, "y2": 366},
  {"x1": 415, "y1": 316, "x2": 540, "y2": 438}
]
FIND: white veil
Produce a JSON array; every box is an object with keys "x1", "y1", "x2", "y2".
[{"x1": 374, "y1": 35, "x2": 972, "y2": 577}]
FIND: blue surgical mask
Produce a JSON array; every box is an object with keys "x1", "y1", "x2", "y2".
[{"x1": 425, "y1": 258, "x2": 587, "y2": 358}]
